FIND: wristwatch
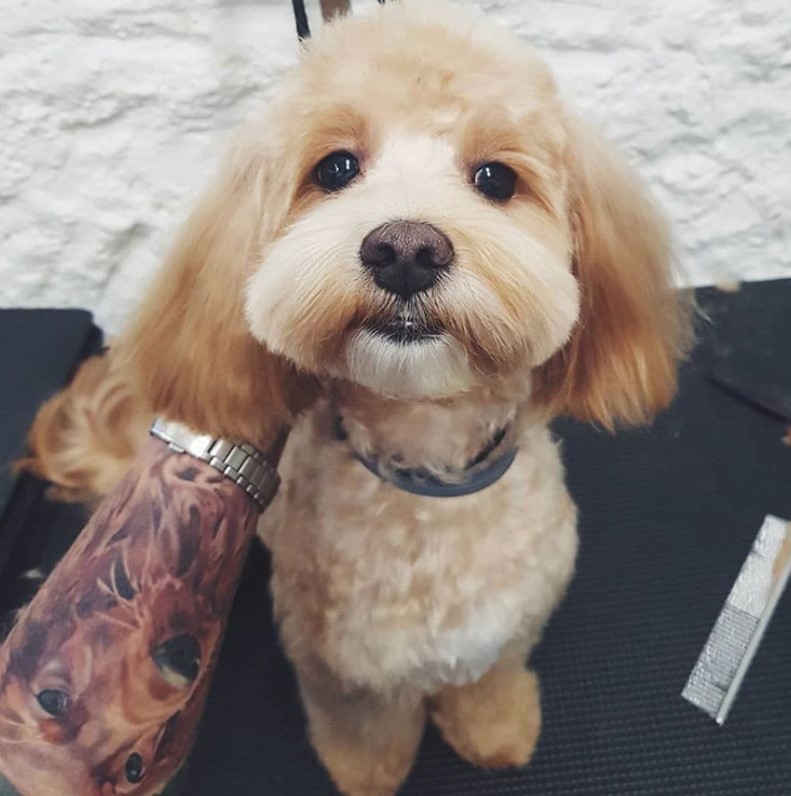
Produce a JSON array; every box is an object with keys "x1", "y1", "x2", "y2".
[{"x1": 150, "y1": 418, "x2": 280, "y2": 511}]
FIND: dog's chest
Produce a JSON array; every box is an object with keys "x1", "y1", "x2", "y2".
[
  {"x1": 311, "y1": 466, "x2": 574, "y2": 692},
  {"x1": 325, "y1": 530, "x2": 528, "y2": 693},
  {"x1": 269, "y1": 415, "x2": 578, "y2": 694}
]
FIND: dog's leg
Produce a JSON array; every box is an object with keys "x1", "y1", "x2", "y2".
[
  {"x1": 430, "y1": 656, "x2": 542, "y2": 769},
  {"x1": 298, "y1": 672, "x2": 425, "y2": 796}
]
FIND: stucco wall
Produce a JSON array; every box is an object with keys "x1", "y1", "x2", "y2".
[{"x1": 1, "y1": 0, "x2": 789, "y2": 333}]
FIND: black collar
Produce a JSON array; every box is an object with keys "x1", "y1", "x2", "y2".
[{"x1": 333, "y1": 417, "x2": 518, "y2": 498}]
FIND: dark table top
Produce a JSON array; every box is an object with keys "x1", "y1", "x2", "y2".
[
  {"x1": 0, "y1": 309, "x2": 100, "y2": 519},
  {"x1": 0, "y1": 309, "x2": 101, "y2": 597}
]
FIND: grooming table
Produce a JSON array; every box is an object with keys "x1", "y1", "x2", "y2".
[
  {"x1": 0, "y1": 310, "x2": 103, "y2": 627},
  {"x1": 2, "y1": 280, "x2": 790, "y2": 795}
]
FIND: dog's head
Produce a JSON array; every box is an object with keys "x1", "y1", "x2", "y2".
[{"x1": 123, "y1": 0, "x2": 689, "y2": 440}]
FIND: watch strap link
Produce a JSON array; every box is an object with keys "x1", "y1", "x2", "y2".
[{"x1": 150, "y1": 418, "x2": 280, "y2": 511}]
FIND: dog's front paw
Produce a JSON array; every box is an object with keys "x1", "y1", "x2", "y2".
[
  {"x1": 314, "y1": 739, "x2": 411, "y2": 796},
  {"x1": 431, "y1": 667, "x2": 541, "y2": 769}
]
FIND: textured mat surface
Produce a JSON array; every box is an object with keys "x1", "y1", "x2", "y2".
[
  {"x1": 186, "y1": 280, "x2": 791, "y2": 795},
  {"x1": 0, "y1": 309, "x2": 101, "y2": 599},
  {"x1": 0, "y1": 309, "x2": 101, "y2": 519}
]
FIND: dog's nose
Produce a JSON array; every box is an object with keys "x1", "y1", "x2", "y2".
[{"x1": 360, "y1": 221, "x2": 453, "y2": 300}]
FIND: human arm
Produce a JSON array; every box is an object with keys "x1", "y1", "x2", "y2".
[{"x1": 0, "y1": 433, "x2": 283, "y2": 796}]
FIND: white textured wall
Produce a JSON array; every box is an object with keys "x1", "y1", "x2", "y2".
[{"x1": 1, "y1": 0, "x2": 789, "y2": 333}]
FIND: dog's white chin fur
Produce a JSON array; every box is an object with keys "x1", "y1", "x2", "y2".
[{"x1": 343, "y1": 329, "x2": 475, "y2": 399}]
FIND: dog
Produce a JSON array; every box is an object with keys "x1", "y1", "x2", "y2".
[{"x1": 20, "y1": 2, "x2": 690, "y2": 794}]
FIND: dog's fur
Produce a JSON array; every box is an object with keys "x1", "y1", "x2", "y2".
[{"x1": 21, "y1": 3, "x2": 690, "y2": 794}]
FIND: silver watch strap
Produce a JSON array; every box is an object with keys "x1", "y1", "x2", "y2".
[{"x1": 150, "y1": 418, "x2": 280, "y2": 511}]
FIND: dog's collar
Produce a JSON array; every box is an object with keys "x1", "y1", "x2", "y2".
[{"x1": 333, "y1": 417, "x2": 518, "y2": 498}]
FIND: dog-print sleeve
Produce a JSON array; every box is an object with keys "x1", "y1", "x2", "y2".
[{"x1": 0, "y1": 438, "x2": 263, "y2": 796}]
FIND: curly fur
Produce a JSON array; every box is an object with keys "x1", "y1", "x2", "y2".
[
  {"x1": 20, "y1": 2, "x2": 691, "y2": 794},
  {"x1": 17, "y1": 353, "x2": 149, "y2": 503}
]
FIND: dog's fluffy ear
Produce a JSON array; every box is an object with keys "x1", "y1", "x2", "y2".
[
  {"x1": 119, "y1": 136, "x2": 317, "y2": 446},
  {"x1": 533, "y1": 115, "x2": 691, "y2": 428}
]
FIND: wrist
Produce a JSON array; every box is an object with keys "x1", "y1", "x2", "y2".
[{"x1": 150, "y1": 418, "x2": 283, "y2": 511}]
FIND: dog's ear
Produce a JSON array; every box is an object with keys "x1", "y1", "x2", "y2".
[
  {"x1": 533, "y1": 115, "x2": 691, "y2": 428},
  {"x1": 119, "y1": 135, "x2": 317, "y2": 446}
]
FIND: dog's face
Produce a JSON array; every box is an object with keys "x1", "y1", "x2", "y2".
[
  {"x1": 245, "y1": 5, "x2": 579, "y2": 400},
  {"x1": 124, "y1": 1, "x2": 688, "y2": 442}
]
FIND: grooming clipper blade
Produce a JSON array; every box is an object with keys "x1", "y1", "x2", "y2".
[{"x1": 682, "y1": 515, "x2": 791, "y2": 725}]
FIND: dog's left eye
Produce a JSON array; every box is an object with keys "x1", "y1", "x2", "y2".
[
  {"x1": 314, "y1": 150, "x2": 360, "y2": 192},
  {"x1": 473, "y1": 162, "x2": 517, "y2": 202}
]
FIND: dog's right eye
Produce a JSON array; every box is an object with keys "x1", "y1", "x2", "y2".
[
  {"x1": 314, "y1": 151, "x2": 360, "y2": 192},
  {"x1": 36, "y1": 689, "x2": 71, "y2": 716},
  {"x1": 473, "y1": 162, "x2": 517, "y2": 202}
]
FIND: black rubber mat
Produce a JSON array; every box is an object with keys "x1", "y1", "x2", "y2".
[
  {"x1": 186, "y1": 280, "x2": 791, "y2": 795},
  {"x1": 0, "y1": 309, "x2": 101, "y2": 598},
  {"x1": 0, "y1": 309, "x2": 101, "y2": 519}
]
